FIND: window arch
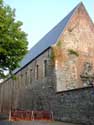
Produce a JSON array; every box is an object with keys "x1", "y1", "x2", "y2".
[
  {"x1": 35, "y1": 64, "x2": 39, "y2": 80},
  {"x1": 44, "y1": 60, "x2": 47, "y2": 77},
  {"x1": 30, "y1": 69, "x2": 32, "y2": 83}
]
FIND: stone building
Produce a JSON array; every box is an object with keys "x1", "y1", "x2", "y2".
[{"x1": 0, "y1": 2, "x2": 94, "y2": 125}]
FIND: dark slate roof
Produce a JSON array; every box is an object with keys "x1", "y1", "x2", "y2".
[{"x1": 13, "y1": 2, "x2": 82, "y2": 74}]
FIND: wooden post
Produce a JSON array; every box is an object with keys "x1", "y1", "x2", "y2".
[
  {"x1": 51, "y1": 111, "x2": 54, "y2": 121},
  {"x1": 9, "y1": 110, "x2": 11, "y2": 121},
  {"x1": 32, "y1": 111, "x2": 34, "y2": 120}
]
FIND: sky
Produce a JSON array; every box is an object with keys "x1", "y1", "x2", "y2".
[{"x1": 4, "y1": 0, "x2": 94, "y2": 49}]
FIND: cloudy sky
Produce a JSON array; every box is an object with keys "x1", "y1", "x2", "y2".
[{"x1": 4, "y1": 0, "x2": 94, "y2": 49}]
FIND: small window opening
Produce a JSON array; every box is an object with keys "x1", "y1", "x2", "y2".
[
  {"x1": 44, "y1": 60, "x2": 47, "y2": 77},
  {"x1": 36, "y1": 65, "x2": 39, "y2": 80}
]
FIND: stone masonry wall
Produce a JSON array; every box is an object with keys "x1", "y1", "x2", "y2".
[
  {"x1": 53, "y1": 4, "x2": 94, "y2": 92},
  {"x1": 17, "y1": 81, "x2": 94, "y2": 125},
  {"x1": 0, "y1": 48, "x2": 56, "y2": 113}
]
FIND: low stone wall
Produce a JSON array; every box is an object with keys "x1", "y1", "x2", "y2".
[
  {"x1": 17, "y1": 84, "x2": 94, "y2": 125},
  {"x1": 55, "y1": 87, "x2": 94, "y2": 125}
]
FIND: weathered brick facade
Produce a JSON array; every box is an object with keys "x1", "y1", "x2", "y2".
[{"x1": 0, "y1": 3, "x2": 94, "y2": 125}]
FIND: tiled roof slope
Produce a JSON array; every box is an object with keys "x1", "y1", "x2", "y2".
[{"x1": 13, "y1": 2, "x2": 82, "y2": 74}]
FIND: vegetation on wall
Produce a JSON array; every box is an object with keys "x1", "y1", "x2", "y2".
[
  {"x1": 50, "y1": 40, "x2": 66, "y2": 67},
  {"x1": 68, "y1": 49, "x2": 79, "y2": 57},
  {"x1": 56, "y1": 40, "x2": 62, "y2": 47}
]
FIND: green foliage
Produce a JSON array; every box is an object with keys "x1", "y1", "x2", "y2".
[
  {"x1": 50, "y1": 49, "x2": 55, "y2": 61},
  {"x1": 68, "y1": 49, "x2": 79, "y2": 57},
  {"x1": 12, "y1": 75, "x2": 17, "y2": 80},
  {"x1": 56, "y1": 40, "x2": 62, "y2": 47},
  {"x1": 0, "y1": 0, "x2": 28, "y2": 79}
]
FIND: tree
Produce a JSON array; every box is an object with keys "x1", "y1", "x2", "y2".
[{"x1": 0, "y1": 0, "x2": 28, "y2": 79}]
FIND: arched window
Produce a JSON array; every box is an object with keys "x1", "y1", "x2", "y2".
[
  {"x1": 44, "y1": 60, "x2": 47, "y2": 77},
  {"x1": 35, "y1": 64, "x2": 39, "y2": 80},
  {"x1": 25, "y1": 71, "x2": 27, "y2": 85},
  {"x1": 30, "y1": 69, "x2": 32, "y2": 83}
]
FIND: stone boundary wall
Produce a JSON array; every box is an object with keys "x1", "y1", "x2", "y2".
[
  {"x1": 55, "y1": 87, "x2": 94, "y2": 125},
  {"x1": 18, "y1": 85, "x2": 94, "y2": 125}
]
